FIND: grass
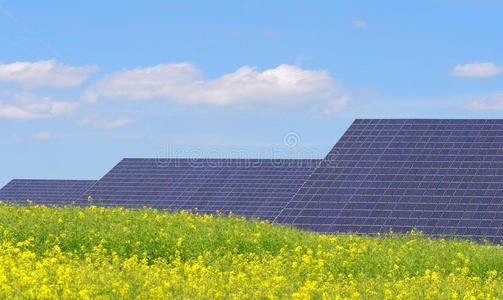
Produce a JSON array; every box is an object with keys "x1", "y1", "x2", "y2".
[{"x1": 0, "y1": 202, "x2": 502, "y2": 299}]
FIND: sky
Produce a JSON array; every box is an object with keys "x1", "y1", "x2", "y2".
[{"x1": 1, "y1": 0, "x2": 503, "y2": 186}]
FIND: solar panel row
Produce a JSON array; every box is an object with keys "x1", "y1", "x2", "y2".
[
  {"x1": 275, "y1": 119, "x2": 503, "y2": 244},
  {"x1": 79, "y1": 158, "x2": 321, "y2": 221},
  {"x1": 0, "y1": 179, "x2": 97, "y2": 205}
]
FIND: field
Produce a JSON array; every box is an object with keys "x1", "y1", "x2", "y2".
[{"x1": 0, "y1": 202, "x2": 502, "y2": 299}]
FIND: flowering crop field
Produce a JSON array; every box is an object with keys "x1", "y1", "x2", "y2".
[{"x1": 0, "y1": 203, "x2": 502, "y2": 299}]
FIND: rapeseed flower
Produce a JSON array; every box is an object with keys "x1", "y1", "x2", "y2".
[{"x1": 0, "y1": 203, "x2": 502, "y2": 299}]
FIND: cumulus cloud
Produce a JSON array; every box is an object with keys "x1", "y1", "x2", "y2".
[
  {"x1": 352, "y1": 20, "x2": 367, "y2": 28},
  {"x1": 78, "y1": 117, "x2": 133, "y2": 130},
  {"x1": 0, "y1": 60, "x2": 99, "y2": 88},
  {"x1": 464, "y1": 93, "x2": 503, "y2": 110},
  {"x1": 0, "y1": 93, "x2": 79, "y2": 119},
  {"x1": 451, "y1": 62, "x2": 502, "y2": 78},
  {"x1": 81, "y1": 63, "x2": 348, "y2": 113},
  {"x1": 81, "y1": 63, "x2": 201, "y2": 102}
]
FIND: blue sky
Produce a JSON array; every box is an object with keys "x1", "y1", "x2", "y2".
[{"x1": 1, "y1": 0, "x2": 503, "y2": 186}]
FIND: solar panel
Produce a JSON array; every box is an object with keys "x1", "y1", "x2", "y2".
[
  {"x1": 275, "y1": 119, "x2": 503, "y2": 244},
  {"x1": 80, "y1": 158, "x2": 320, "y2": 221},
  {"x1": 0, "y1": 179, "x2": 97, "y2": 205}
]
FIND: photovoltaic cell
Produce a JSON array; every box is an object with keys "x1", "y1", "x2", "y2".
[
  {"x1": 275, "y1": 119, "x2": 503, "y2": 244},
  {"x1": 80, "y1": 158, "x2": 320, "y2": 221},
  {"x1": 0, "y1": 179, "x2": 97, "y2": 205}
]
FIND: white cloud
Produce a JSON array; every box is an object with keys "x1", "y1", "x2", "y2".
[
  {"x1": 81, "y1": 63, "x2": 348, "y2": 113},
  {"x1": 0, "y1": 93, "x2": 79, "y2": 119},
  {"x1": 0, "y1": 60, "x2": 99, "y2": 88},
  {"x1": 0, "y1": 104, "x2": 45, "y2": 119},
  {"x1": 323, "y1": 95, "x2": 350, "y2": 114},
  {"x1": 81, "y1": 63, "x2": 200, "y2": 102},
  {"x1": 31, "y1": 132, "x2": 51, "y2": 140},
  {"x1": 78, "y1": 117, "x2": 133, "y2": 130},
  {"x1": 464, "y1": 93, "x2": 503, "y2": 110},
  {"x1": 352, "y1": 20, "x2": 367, "y2": 28},
  {"x1": 450, "y1": 62, "x2": 502, "y2": 78}
]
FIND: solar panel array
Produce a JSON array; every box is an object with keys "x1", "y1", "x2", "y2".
[
  {"x1": 275, "y1": 119, "x2": 503, "y2": 243},
  {"x1": 0, "y1": 179, "x2": 97, "y2": 205},
  {"x1": 80, "y1": 158, "x2": 320, "y2": 221},
  {"x1": 2, "y1": 119, "x2": 503, "y2": 243}
]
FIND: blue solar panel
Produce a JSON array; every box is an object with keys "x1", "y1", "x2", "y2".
[
  {"x1": 80, "y1": 158, "x2": 320, "y2": 221},
  {"x1": 0, "y1": 179, "x2": 97, "y2": 205},
  {"x1": 275, "y1": 119, "x2": 503, "y2": 244}
]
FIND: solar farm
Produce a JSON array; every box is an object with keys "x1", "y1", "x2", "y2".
[
  {"x1": 2, "y1": 119, "x2": 503, "y2": 244},
  {"x1": 3, "y1": 119, "x2": 503, "y2": 298}
]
